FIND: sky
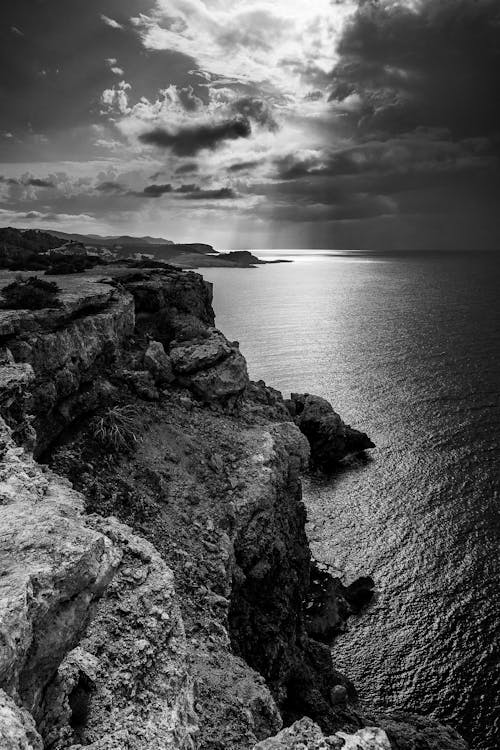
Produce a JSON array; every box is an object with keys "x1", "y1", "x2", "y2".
[{"x1": 0, "y1": 0, "x2": 499, "y2": 249}]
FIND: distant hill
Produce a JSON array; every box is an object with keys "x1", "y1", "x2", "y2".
[
  {"x1": 47, "y1": 231, "x2": 174, "y2": 247},
  {"x1": 0, "y1": 226, "x2": 279, "y2": 271}
]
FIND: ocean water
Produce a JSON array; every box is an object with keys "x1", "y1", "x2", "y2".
[{"x1": 201, "y1": 252, "x2": 500, "y2": 750}]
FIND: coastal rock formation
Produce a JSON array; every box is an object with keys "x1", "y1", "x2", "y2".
[
  {"x1": 143, "y1": 339, "x2": 174, "y2": 385},
  {"x1": 253, "y1": 717, "x2": 391, "y2": 750},
  {"x1": 288, "y1": 393, "x2": 375, "y2": 470},
  {"x1": 0, "y1": 416, "x2": 198, "y2": 749},
  {"x1": 0, "y1": 266, "x2": 469, "y2": 749},
  {"x1": 171, "y1": 330, "x2": 249, "y2": 402},
  {"x1": 0, "y1": 690, "x2": 42, "y2": 750},
  {"x1": 0, "y1": 278, "x2": 134, "y2": 454},
  {"x1": 0, "y1": 419, "x2": 118, "y2": 719}
]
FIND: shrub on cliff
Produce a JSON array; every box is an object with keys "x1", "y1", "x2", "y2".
[
  {"x1": 1, "y1": 276, "x2": 61, "y2": 309},
  {"x1": 90, "y1": 405, "x2": 140, "y2": 453}
]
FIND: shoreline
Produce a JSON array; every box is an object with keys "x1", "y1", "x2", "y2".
[{"x1": 0, "y1": 265, "x2": 468, "y2": 749}]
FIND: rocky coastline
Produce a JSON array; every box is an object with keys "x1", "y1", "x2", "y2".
[{"x1": 0, "y1": 266, "x2": 468, "y2": 749}]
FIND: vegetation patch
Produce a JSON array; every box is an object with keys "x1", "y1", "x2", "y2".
[
  {"x1": 1, "y1": 276, "x2": 61, "y2": 309},
  {"x1": 90, "y1": 404, "x2": 141, "y2": 453}
]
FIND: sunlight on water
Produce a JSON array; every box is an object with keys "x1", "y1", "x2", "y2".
[{"x1": 202, "y1": 252, "x2": 500, "y2": 750}]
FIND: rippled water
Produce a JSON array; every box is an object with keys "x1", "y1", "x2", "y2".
[{"x1": 201, "y1": 252, "x2": 500, "y2": 750}]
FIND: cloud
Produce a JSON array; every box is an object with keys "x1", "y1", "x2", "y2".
[
  {"x1": 174, "y1": 163, "x2": 198, "y2": 175},
  {"x1": 101, "y1": 81, "x2": 132, "y2": 115},
  {"x1": 133, "y1": 0, "x2": 353, "y2": 97},
  {"x1": 177, "y1": 186, "x2": 237, "y2": 200},
  {"x1": 26, "y1": 177, "x2": 55, "y2": 188},
  {"x1": 106, "y1": 58, "x2": 125, "y2": 76},
  {"x1": 138, "y1": 118, "x2": 251, "y2": 155},
  {"x1": 101, "y1": 15, "x2": 124, "y2": 30},
  {"x1": 228, "y1": 159, "x2": 262, "y2": 173},
  {"x1": 0, "y1": 175, "x2": 55, "y2": 188},
  {"x1": 141, "y1": 183, "x2": 173, "y2": 197},
  {"x1": 231, "y1": 97, "x2": 278, "y2": 132},
  {"x1": 96, "y1": 181, "x2": 124, "y2": 193},
  {"x1": 330, "y1": 0, "x2": 500, "y2": 140}
]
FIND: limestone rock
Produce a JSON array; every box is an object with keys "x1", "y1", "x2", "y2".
[
  {"x1": 2, "y1": 281, "x2": 135, "y2": 453},
  {"x1": 143, "y1": 340, "x2": 174, "y2": 385},
  {"x1": 120, "y1": 370, "x2": 159, "y2": 400},
  {"x1": 41, "y1": 517, "x2": 197, "y2": 750},
  {"x1": 170, "y1": 331, "x2": 232, "y2": 374},
  {"x1": 0, "y1": 690, "x2": 43, "y2": 750},
  {"x1": 253, "y1": 717, "x2": 392, "y2": 750},
  {"x1": 187, "y1": 350, "x2": 249, "y2": 402},
  {"x1": 0, "y1": 418, "x2": 120, "y2": 720},
  {"x1": 289, "y1": 393, "x2": 374, "y2": 470}
]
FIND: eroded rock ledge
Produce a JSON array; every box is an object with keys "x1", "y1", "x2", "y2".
[{"x1": 0, "y1": 267, "x2": 468, "y2": 749}]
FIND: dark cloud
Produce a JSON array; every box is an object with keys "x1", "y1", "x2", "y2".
[
  {"x1": 330, "y1": 0, "x2": 500, "y2": 140},
  {"x1": 96, "y1": 181, "x2": 124, "y2": 193},
  {"x1": 228, "y1": 159, "x2": 262, "y2": 173},
  {"x1": 231, "y1": 97, "x2": 278, "y2": 132},
  {"x1": 27, "y1": 177, "x2": 54, "y2": 188},
  {"x1": 0, "y1": 0, "x2": 198, "y2": 155},
  {"x1": 138, "y1": 118, "x2": 251, "y2": 156},
  {"x1": 141, "y1": 183, "x2": 173, "y2": 198},
  {"x1": 1, "y1": 175, "x2": 54, "y2": 187},
  {"x1": 177, "y1": 186, "x2": 237, "y2": 200},
  {"x1": 174, "y1": 163, "x2": 199, "y2": 175}
]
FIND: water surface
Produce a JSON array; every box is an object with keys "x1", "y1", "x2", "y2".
[{"x1": 202, "y1": 252, "x2": 500, "y2": 749}]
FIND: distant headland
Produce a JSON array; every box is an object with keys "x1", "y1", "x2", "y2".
[{"x1": 0, "y1": 227, "x2": 290, "y2": 272}]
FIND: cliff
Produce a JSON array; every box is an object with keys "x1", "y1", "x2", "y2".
[{"x1": 0, "y1": 267, "x2": 468, "y2": 749}]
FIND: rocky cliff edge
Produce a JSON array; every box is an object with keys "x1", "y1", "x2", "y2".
[{"x1": 0, "y1": 267, "x2": 468, "y2": 749}]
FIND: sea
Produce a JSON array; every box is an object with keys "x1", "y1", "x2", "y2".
[{"x1": 201, "y1": 251, "x2": 500, "y2": 750}]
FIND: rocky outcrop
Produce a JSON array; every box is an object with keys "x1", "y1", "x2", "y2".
[
  {"x1": 228, "y1": 423, "x2": 362, "y2": 732},
  {"x1": 0, "y1": 419, "x2": 118, "y2": 719},
  {"x1": 171, "y1": 330, "x2": 249, "y2": 403},
  {"x1": 0, "y1": 279, "x2": 134, "y2": 454},
  {"x1": 287, "y1": 393, "x2": 375, "y2": 470},
  {"x1": 0, "y1": 266, "x2": 469, "y2": 750},
  {"x1": 0, "y1": 417, "x2": 197, "y2": 749},
  {"x1": 0, "y1": 690, "x2": 42, "y2": 750},
  {"x1": 143, "y1": 339, "x2": 174, "y2": 385},
  {"x1": 253, "y1": 717, "x2": 391, "y2": 750}
]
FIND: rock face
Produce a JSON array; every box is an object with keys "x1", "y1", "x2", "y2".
[
  {"x1": 0, "y1": 690, "x2": 42, "y2": 750},
  {"x1": 0, "y1": 278, "x2": 134, "y2": 454},
  {"x1": 143, "y1": 339, "x2": 174, "y2": 385},
  {"x1": 171, "y1": 330, "x2": 249, "y2": 402},
  {"x1": 0, "y1": 419, "x2": 118, "y2": 719},
  {"x1": 228, "y1": 423, "x2": 361, "y2": 732},
  {"x1": 0, "y1": 266, "x2": 469, "y2": 750},
  {"x1": 288, "y1": 393, "x2": 375, "y2": 470},
  {"x1": 0, "y1": 417, "x2": 197, "y2": 749}
]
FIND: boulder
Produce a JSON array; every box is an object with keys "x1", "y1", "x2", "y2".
[
  {"x1": 252, "y1": 717, "x2": 392, "y2": 749},
  {"x1": 170, "y1": 331, "x2": 232, "y2": 374},
  {"x1": 187, "y1": 351, "x2": 249, "y2": 402},
  {"x1": 120, "y1": 370, "x2": 159, "y2": 401},
  {"x1": 143, "y1": 340, "x2": 174, "y2": 385},
  {"x1": 289, "y1": 393, "x2": 374, "y2": 470}
]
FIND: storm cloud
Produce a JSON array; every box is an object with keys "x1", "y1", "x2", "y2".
[
  {"x1": 330, "y1": 0, "x2": 500, "y2": 140},
  {"x1": 138, "y1": 118, "x2": 252, "y2": 156}
]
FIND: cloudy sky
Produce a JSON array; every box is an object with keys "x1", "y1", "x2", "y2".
[{"x1": 0, "y1": 0, "x2": 499, "y2": 249}]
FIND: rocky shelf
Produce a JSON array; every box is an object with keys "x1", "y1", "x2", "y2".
[{"x1": 0, "y1": 267, "x2": 468, "y2": 749}]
